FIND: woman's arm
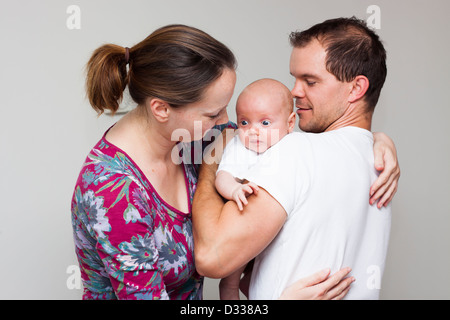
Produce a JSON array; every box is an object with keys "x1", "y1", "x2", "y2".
[{"x1": 371, "y1": 132, "x2": 401, "y2": 208}]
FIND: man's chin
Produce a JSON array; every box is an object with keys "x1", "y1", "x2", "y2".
[{"x1": 298, "y1": 122, "x2": 323, "y2": 133}]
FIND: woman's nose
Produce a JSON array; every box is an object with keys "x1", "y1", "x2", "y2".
[{"x1": 216, "y1": 111, "x2": 229, "y2": 126}]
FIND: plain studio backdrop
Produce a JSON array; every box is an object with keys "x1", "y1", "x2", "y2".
[{"x1": 0, "y1": 0, "x2": 449, "y2": 300}]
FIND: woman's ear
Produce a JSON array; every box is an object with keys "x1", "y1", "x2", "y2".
[
  {"x1": 147, "y1": 98, "x2": 170, "y2": 123},
  {"x1": 348, "y1": 75, "x2": 370, "y2": 103},
  {"x1": 287, "y1": 111, "x2": 296, "y2": 133}
]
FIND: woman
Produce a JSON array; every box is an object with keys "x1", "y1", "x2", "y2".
[{"x1": 71, "y1": 24, "x2": 399, "y2": 300}]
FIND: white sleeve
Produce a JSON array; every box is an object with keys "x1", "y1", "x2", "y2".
[
  {"x1": 241, "y1": 133, "x2": 311, "y2": 216},
  {"x1": 217, "y1": 135, "x2": 259, "y2": 179}
]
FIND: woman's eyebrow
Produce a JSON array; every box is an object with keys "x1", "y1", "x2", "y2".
[{"x1": 204, "y1": 105, "x2": 227, "y2": 115}]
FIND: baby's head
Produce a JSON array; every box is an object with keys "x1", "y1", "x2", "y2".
[{"x1": 236, "y1": 78, "x2": 296, "y2": 153}]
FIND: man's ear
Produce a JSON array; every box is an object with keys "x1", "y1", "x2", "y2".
[
  {"x1": 287, "y1": 111, "x2": 296, "y2": 133},
  {"x1": 147, "y1": 98, "x2": 170, "y2": 123},
  {"x1": 348, "y1": 75, "x2": 370, "y2": 103}
]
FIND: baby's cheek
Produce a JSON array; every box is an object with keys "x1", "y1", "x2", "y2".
[
  {"x1": 266, "y1": 130, "x2": 282, "y2": 146},
  {"x1": 237, "y1": 130, "x2": 247, "y2": 144}
]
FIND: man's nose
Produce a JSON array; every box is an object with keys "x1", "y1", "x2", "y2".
[{"x1": 291, "y1": 81, "x2": 305, "y2": 98}]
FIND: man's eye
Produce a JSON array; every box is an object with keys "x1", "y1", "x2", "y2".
[
  {"x1": 306, "y1": 80, "x2": 316, "y2": 86},
  {"x1": 261, "y1": 120, "x2": 271, "y2": 126},
  {"x1": 240, "y1": 120, "x2": 248, "y2": 126}
]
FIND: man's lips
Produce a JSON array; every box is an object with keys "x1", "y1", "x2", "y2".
[{"x1": 296, "y1": 107, "x2": 312, "y2": 113}]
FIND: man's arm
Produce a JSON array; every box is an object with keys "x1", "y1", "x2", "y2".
[{"x1": 192, "y1": 160, "x2": 286, "y2": 279}]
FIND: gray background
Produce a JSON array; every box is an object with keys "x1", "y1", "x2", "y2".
[{"x1": 0, "y1": 0, "x2": 449, "y2": 299}]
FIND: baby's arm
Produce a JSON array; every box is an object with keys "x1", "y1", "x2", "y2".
[
  {"x1": 215, "y1": 170, "x2": 241, "y2": 200},
  {"x1": 215, "y1": 171, "x2": 259, "y2": 211},
  {"x1": 219, "y1": 259, "x2": 254, "y2": 300},
  {"x1": 219, "y1": 265, "x2": 246, "y2": 300}
]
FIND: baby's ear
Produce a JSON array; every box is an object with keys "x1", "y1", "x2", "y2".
[{"x1": 287, "y1": 111, "x2": 296, "y2": 133}]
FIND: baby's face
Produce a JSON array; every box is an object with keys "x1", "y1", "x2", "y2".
[{"x1": 236, "y1": 97, "x2": 292, "y2": 154}]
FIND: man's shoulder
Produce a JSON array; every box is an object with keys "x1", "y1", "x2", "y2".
[
  {"x1": 261, "y1": 132, "x2": 315, "y2": 170},
  {"x1": 283, "y1": 128, "x2": 371, "y2": 147},
  {"x1": 274, "y1": 132, "x2": 314, "y2": 152}
]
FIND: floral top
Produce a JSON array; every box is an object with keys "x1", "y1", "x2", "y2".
[{"x1": 71, "y1": 122, "x2": 235, "y2": 300}]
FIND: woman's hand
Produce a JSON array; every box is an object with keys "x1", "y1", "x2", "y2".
[
  {"x1": 371, "y1": 132, "x2": 401, "y2": 208},
  {"x1": 278, "y1": 267, "x2": 354, "y2": 300}
]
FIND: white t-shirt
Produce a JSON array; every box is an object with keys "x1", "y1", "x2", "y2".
[
  {"x1": 233, "y1": 127, "x2": 391, "y2": 300},
  {"x1": 217, "y1": 135, "x2": 280, "y2": 180}
]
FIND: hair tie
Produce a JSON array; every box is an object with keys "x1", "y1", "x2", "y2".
[{"x1": 124, "y1": 47, "x2": 130, "y2": 65}]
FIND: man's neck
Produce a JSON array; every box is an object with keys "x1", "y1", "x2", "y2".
[{"x1": 325, "y1": 103, "x2": 372, "y2": 132}]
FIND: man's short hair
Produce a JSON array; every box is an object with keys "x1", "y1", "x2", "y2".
[{"x1": 289, "y1": 17, "x2": 387, "y2": 111}]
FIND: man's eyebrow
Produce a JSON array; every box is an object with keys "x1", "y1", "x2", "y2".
[
  {"x1": 300, "y1": 73, "x2": 321, "y2": 79},
  {"x1": 290, "y1": 72, "x2": 321, "y2": 80}
]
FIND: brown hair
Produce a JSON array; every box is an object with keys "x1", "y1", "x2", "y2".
[
  {"x1": 289, "y1": 17, "x2": 387, "y2": 111},
  {"x1": 85, "y1": 24, "x2": 237, "y2": 115}
]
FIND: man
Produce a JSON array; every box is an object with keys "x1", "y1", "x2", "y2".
[{"x1": 193, "y1": 17, "x2": 396, "y2": 299}]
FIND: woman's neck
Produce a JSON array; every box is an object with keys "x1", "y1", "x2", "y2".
[{"x1": 108, "y1": 107, "x2": 177, "y2": 165}]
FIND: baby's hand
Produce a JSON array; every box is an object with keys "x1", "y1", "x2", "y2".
[{"x1": 231, "y1": 182, "x2": 259, "y2": 211}]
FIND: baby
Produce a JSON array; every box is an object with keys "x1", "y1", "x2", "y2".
[
  {"x1": 216, "y1": 78, "x2": 296, "y2": 211},
  {"x1": 215, "y1": 78, "x2": 296, "y2": 299}
]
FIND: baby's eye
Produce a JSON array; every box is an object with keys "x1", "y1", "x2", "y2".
[
  {"x1": 261, "y1": 120, "x2": 271, "y2": 126},
  {"x1": 240, "y1": 120, "x2": 248, "y2": 126}
]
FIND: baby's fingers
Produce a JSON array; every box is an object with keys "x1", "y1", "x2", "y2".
[
  {"x1": 232, "y1": 193, "x2": 244, "y2": 211},
  {"x1": 236, "y1": 198, "x2": 244, "y2": 211},
  {"x1": 238, "y1": 192, "x2": 249, "y2": 207},
  {"x1": 247, "y1": 182, "x2": 260, "y2": 194}
]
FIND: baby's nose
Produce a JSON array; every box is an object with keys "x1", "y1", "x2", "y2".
[{"x1": 248, "y1": 126, "x2": 259, "y2": 135}]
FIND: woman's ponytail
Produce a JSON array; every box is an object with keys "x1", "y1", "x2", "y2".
[
  {"x1": 84, "y1": 25, "x2": 236, "y2": 116},
  {"x1": 85, "y1": 44, "x2": 129, "y2": 115}
]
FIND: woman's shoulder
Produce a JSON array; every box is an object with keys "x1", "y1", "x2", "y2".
[
  {"x1": 73, "y1": 138, "x2": 155, "y2": 225},
  {"x1": 76, "y1": 131, "x2": 149, "y2": 193}
]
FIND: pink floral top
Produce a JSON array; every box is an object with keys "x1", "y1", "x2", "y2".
[{"x1": 71, "y1": 122, "x2": 235, "y2": 300}]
